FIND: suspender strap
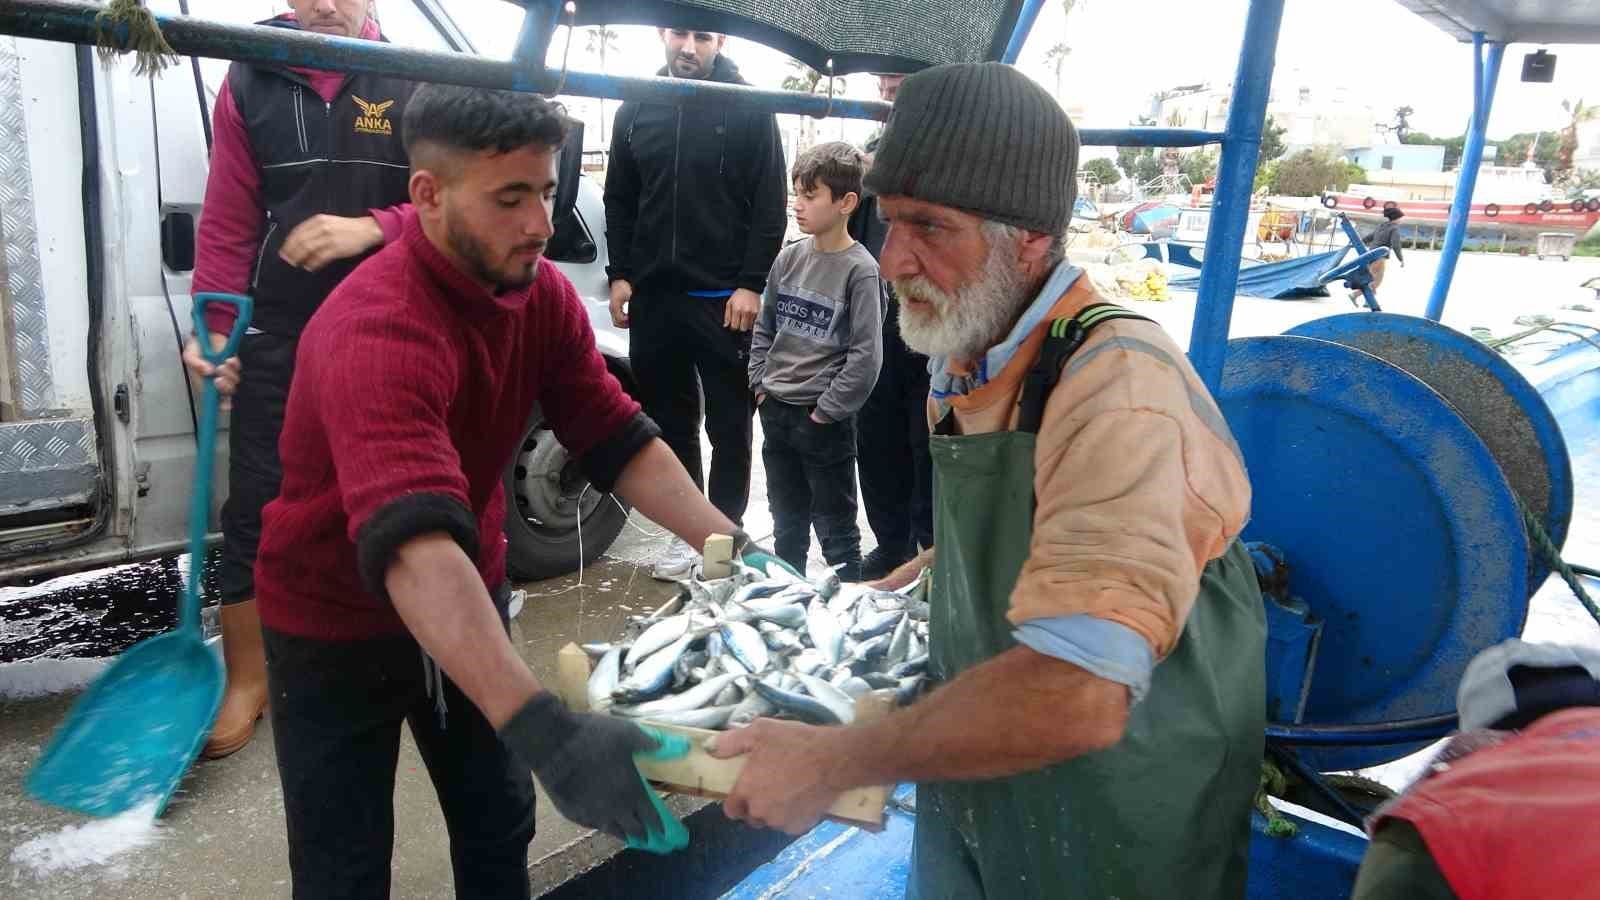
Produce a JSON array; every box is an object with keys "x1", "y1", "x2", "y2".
[{"x1": 1015, "y1": 303, "x2": 1153, "y2": 435}]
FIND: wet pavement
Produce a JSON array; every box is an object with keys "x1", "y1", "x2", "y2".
[{"x1": 0, "y1": 426, "x2": 878, "y2": 898}]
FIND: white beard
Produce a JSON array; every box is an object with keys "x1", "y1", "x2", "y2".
[{"x1": 893, "y1": 229, "x2": 1034, "y2": 361}]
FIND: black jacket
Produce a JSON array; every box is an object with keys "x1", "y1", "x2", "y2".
[
  {"x1": 1363, "y1": 219, "x2": 1405, "y2": 264},
  {"x1": 229, "y1": 18, "x2": 415, "y2": 336},
  {"x1": 603, "y1": 55, "x2": 787, "y2": 295}
]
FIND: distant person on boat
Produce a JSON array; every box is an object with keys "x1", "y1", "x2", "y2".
[
  {"x1": 1352, "y1": 639, "x2": 1600, "y2": 900},
  {"x1": 709, "y1": 62, "x2": 1266, "y2": 900},
  {"x1": 1352, "y1": 206, "x2": 1406, "y2": 303}
]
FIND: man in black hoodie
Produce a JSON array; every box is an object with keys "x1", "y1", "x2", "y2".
[{"x1": 605, "y1": 28, "x2": 787, "y2": 579}]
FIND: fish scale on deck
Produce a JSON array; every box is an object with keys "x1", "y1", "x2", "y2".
[{"x1": 581, "y1": 561, "x2": 932, "y2": 730}]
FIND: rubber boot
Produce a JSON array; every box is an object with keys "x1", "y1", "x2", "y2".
[{"x1": 202, "y1": 599, "x2": 269, "y2": 759}]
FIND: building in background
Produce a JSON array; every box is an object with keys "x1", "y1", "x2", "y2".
[
  {"x1": 1152, "y1": 70, "x2": 1380, "y2": 153},
  {"x1": 1346, "y1": 144, "x2": 1446, "y2": 174},
  {"x1": 1577, "y1": 116, "x2": 1600, "y2": 173}
]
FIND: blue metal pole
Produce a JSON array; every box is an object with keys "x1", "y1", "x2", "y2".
[
  {"x1": 1186, "y1": 0, "x2": 1287, "y2": 392},
  {"x1": 0, "y1": 1, "x2": 895, "y2": 120},
  {"x1": 513, "y1": 0, "x2": 564, "y2": 67},
  {"x1": 1425, "y1": 33, "x2": 1505, "y2": 321},
  {"x1": 1080, "y1": 128, "x2": 1225, "y2": 148},
  {"x1": 1000, "y1": 0, "x2": 1049, "y2": 63}
]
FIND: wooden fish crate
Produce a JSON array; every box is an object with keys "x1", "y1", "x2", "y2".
[{"x1": 556, "y1": 642, "x2": 891, "y2": 831}]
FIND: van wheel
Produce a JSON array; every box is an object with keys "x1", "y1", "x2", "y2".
[{"x1": 502, "y1": 407, "x2": 628, "y2": 582}]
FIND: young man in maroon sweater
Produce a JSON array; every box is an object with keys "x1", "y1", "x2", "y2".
[{"x1": 253, "y1": 84, "x2": 777, "y2": 897}]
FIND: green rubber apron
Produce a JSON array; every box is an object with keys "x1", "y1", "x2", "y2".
[{"x1": 907, "y1": 318, "x2": 1267, "y2": 900}]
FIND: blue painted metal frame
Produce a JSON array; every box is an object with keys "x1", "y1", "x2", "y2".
[
  {"x1": 1219, "y1": 335, "x2": 1529, "y2": 771},
  {"x1": 1425, "y1": 32, "x2": 1505, "y2": 321},
  {"x1": 1000, "y1": 0, "x2": 1049, "y2": 63},
  {"x1": 1188, "y1": 0, "x2": 1289, "y2": 393},
  {"x1": 513, "y1": 0, "x2": 564, "y2": 66}
]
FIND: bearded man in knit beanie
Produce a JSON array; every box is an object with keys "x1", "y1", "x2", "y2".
[{"x1": 709, "y1": 62, "x2": 1266, "y2": 899}]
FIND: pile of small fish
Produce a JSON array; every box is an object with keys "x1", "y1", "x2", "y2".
[{"x1": 582, "y1": 564, "x2": 931, "y2": 730}]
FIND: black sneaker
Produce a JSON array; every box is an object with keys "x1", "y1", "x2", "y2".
[{"x1": 861, "y1": 546, "x2": 910, "y2": 582}]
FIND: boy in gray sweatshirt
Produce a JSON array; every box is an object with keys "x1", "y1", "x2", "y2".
[{"x1": 749, "y1": 142, "x2": 884, "y2": 580}]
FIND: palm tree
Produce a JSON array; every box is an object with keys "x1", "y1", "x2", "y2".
[
  {"x1": 1557, "y1": 98, "x2": 1598, "y2": 185},
  {"x1": 586, "y1": 27, "x2": 621, "y2": 142},
  {"x1": 781, "y1": 60, "x2": 846, "y2": 155},
  {"x1": 1043, "y1": 43, "x2": 1071, "y2": 101}
]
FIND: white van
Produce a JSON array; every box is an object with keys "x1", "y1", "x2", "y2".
[{"x1": 0, "y1": 1, "x2": 634, "y2": 585}]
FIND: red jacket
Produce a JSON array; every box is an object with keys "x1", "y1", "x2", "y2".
[
  {"x1": 256, "y1": 212, "x2": 653, "y2": 639},
  {"x1": 192, "y1": 13, "x2": 411, "y2": 335},
  {"x1": 1370, "y1": 707, "x2": 1600, "y2": 899}
]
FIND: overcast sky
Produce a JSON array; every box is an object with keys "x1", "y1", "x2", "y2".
[{"x1": 221, "y1": 1, "x2": 1600, "y2": 147}]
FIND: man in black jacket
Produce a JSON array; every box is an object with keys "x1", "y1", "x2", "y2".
[{"x1": 604, "y1": 28, "x2": 787, "y2": 579}]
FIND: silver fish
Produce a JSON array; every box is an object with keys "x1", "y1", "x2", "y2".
[
  {"x1": 625, "y1": 615, "x2": 691, "y2": 669},
  {"x1": 614, "y1": 672, "x2": 740, "y2": 718},
  {"x1": 763, "y1": 628, "x2": 804, "y2": 653},
  {"x1": 813, "y1": 569, "x2": 842, "y2": 600},
  {"x1": 907, "y1": 630, "x2": 926, "y2": 660},
  {"x1": 674, "y1": 649, "x2": 709, "y2": 686},
  {"x1": 850, "y1": 608, "x2": 903, "y2": 640},
  {"x1": 614, "y1": 634, "x2": 695, "y2": 703},
  {"x1": 860, "y1": 671, "x2": 899, "y2": 689},
  {"x1": 839, "y1": 676, "x2": 873, "y2": 698},
  {"x1": 728, "y1": 688, "x2": 779, "y2": 728},
  {"x1": 828, "y1": 667, "x2": 853, "y2": 689},
  {"x1": 806, "y1": 599, "x2": 845, "y2": 666},
  {"x1": 838, "y1": 672, "x2": 876, "y2": 695},
  {"x1": 904, "y1": 598, "x2": 931, "y2": 622},
  {"x1": 886, "y1": 614, "x2": 911, "y2": 665},
  {"x1": 586, "y1": 646, "x2": 623, "y2": 711},
  {"x1": 850, "y1": 632, "x2": 892, "y2": 662},
  {"x1": 720, "y1": 620, "x2": 771, "y2": 674},
  {"x1": 889, "y1": 654, "x2": 928, "y2": 679},
  {"x1": 581, "y1": 642, "x2": 616, "y2": 658},
  {"x1": 704, "y1": 577, "x2": 739, "y2": 606},
  {"x1": 793, "y1": 672, "x2": 857, "y2": 725},
  {"x1": 790, "y1": 648, "x2": 827, "y2": 675},
  {"x1": 752, "y1": 679, "x2": 842, "y2": 725},
  {"x1": 638, "y1": 704, "x2": 739, "y2": 729},
  {"x1": 828, "y1": 584, "x2": 863, "y2": 617},
  {"x1": 714, "y1": 681, "x2": 744, "y2": 706},
  {"x1": 721, "y1": 654, "x2": 752, "y2": 677},
  {"x1": 733, "y1": 580, "x2": 791, "y2": 606},
  {"x1": 685, "y1": 580, "x2": 713, "y2": 609},
  {"x1": 751, "y1": 603, "x2": 808, "y2": 629}
]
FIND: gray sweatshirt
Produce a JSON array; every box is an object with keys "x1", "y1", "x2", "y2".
[{"x1": 749, "y1": 238, "x2": 884, "y2": 423}]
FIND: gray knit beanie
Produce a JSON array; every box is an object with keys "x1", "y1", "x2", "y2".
[{"x1": 864, "y1": 62, "x2": 1078, "y2": 235}]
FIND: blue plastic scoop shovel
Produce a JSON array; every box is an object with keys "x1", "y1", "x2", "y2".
[{"x1": 26, "y1": 294, "x2": 253, "y2": 817}]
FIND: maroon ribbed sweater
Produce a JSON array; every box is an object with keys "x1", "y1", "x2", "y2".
[{"x1": 256, "y1": 212, "x2": 638, "y2": 639}]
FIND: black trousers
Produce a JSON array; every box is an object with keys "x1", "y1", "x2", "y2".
[
  {"x1": 628, "y1": 293, "x2": 754, "y2": 525},
  {"x1": 758, "y1": 399, "x2": 861, "y2": 580},
  {"x1": 264, "y1": 618, "x2": 536, "y2": 900},
  {"x1": 219, "y1": 332, "x2": 296, "y2": 604},
  {"x1": 856, "y1": 302, "x2": 934, "y2": 558}
]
